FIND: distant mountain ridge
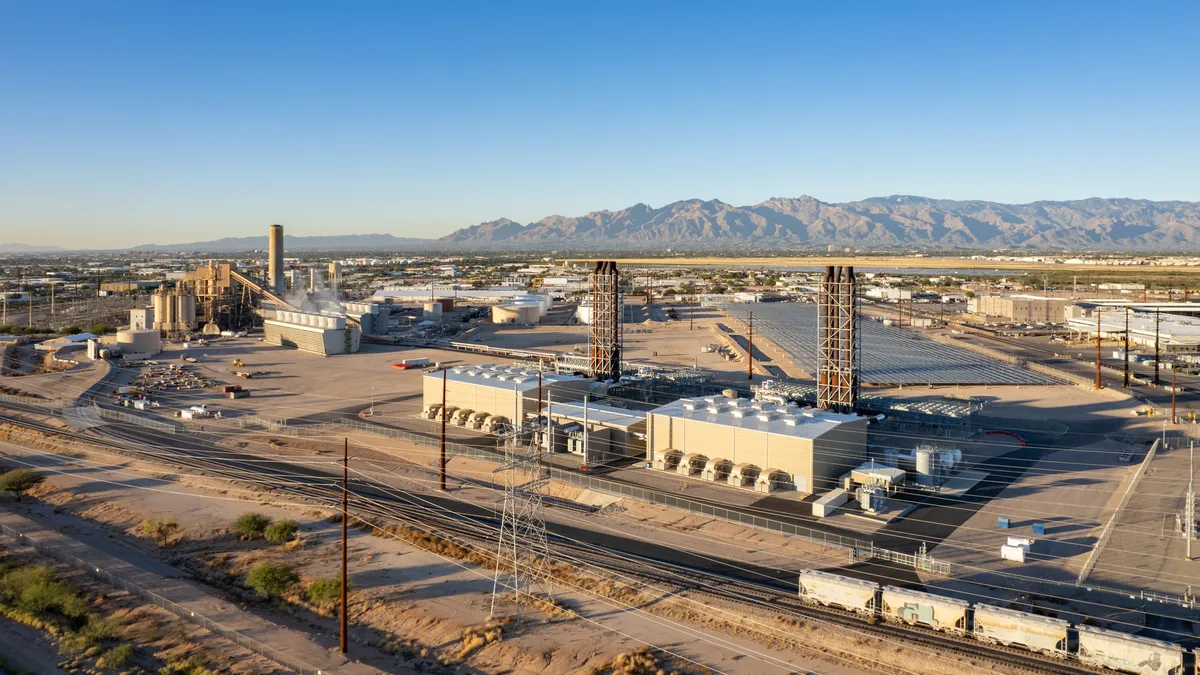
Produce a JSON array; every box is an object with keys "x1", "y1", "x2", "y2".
[
  {"x1": 440, "y1": 196, "x2": 1200, "y2": 250},
  {"x1": 7, "y1": 196, "x2": 1200, "y2": 253}
]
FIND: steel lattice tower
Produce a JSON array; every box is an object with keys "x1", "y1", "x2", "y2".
[
  {"x1": 490, "y1": 418, "x2": 553, "y2": 622},
  {"x1": 588, "y1": 261, "x2": 622, "y2": 380},
  {"x1": 817, "y1": 265, "x2": 860, "y2": 413}
]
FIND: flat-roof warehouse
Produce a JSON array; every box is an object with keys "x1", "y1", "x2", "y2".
[{"x1": 646, "y1": 395, "x2": 868, "y2": 494}]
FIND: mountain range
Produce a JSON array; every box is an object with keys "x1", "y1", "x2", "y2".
[
  {"x1": 5, "y1": 196, "x2": 1200, "y2": 253},
  {"x1": 439, "y1": 196, "x2": 1200, "y2": 250}
]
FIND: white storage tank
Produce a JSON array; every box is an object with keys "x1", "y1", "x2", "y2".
[
  {"x1": 423, "y1": 302, "x2": 443, "y2": 317},
  {"x1": 116, "y1": 329, "x2": 162, "y2": 355},
  {"x1": 492, "y1": 303, "x2": 538, "y2": 325}
]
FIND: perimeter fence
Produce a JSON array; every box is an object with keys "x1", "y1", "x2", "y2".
[{"x1": 334, "y1": 418, "x2": 952, "y2": 574}]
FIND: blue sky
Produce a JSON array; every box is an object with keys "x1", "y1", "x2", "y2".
[{"x1": 1, "y1": 1, "x2": 1197, "y2": 248}]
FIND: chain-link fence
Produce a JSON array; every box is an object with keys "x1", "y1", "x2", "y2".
[
  {"x1": 334, "y1": 418, "x2": 953, "y2": 572},
  {"x1": 0, "y1": 522, "x2": 328, "y2": 675}
]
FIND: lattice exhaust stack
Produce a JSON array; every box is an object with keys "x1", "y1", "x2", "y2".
[
  {"x1": 588, "y1": 261, "x2": 622, "y2": 380},
  {"x1": 817, "y1": 265, "x2": 859, "y2": 413}
]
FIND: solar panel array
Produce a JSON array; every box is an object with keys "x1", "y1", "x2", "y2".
[{"x1": 723, "y1": 304, "x2": 1051, "y2": 385}]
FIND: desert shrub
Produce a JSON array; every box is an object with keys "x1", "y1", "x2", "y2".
[
  {"x1": 59, "y1": 325, "x2": 82, "y2": 335},
  {"x1": 0, "y1": 469, "x2": 46, "y2": 501},
  {"x1": 142, "y1": 518, "x2": 179, "y2": 547},
  {"x1": 98, "y1": 642, "x2": 134, "y2": 668},
  {"x1": 233, "y1": 513, "x2": 271, "y2": 539},
  {"x1": 0, "y1": 565, "x2": 92, "y2": 635},
  {"x1": 306, "y1": 578, "x2": 344, "y2": 607},
  {"x1": 60, "y1": 615, "x2": 117, "y2": 656},
  {"x1": 244, "y1": 563, "x2": 298, "y2": 599},
  {"x1": 91, "y1": 323, "x2": 115, "y2": 335},
  {"x1": 263, "y1": 519, "x2": 298, "y2": 543},
  {"x1": 159, "y1": 655, "x2": 215, "y2": 675}
]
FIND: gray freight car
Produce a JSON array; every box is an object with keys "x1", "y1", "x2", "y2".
[
  {"x1": 797, "y1": 570, "x2": 878, "y2": 616},
  {"x1": 972, "y1": 604, "x2": 1069, "y2": 657},
  {"x1": 1077, "y1": 626, "x2": 1185, "y2": 675},
  {"x1": 879, "y1": 586, "x2": 970, "y2": 634}
]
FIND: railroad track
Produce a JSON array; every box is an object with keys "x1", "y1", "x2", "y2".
[{"x1": 0, "y1": 407, "x2": 1123, "y2": 675}]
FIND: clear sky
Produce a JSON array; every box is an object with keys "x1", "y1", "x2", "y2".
[{"x1": 1, "y1": 1, "x2": 1197, "y2": 248}]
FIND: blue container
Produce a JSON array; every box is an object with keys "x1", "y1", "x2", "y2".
[
  {"x1": 998, "y1": 517, "x2": 1010, "y2": 529},
  {"x1": 1032, "y1": 522, "x2": 1045, "y2": 536}
]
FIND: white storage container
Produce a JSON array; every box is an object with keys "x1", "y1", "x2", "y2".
[{"x1": 1000, "y1": 544, "x2": 1026, "y2": 562}]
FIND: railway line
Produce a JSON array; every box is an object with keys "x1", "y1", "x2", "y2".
[{"x1": 0, "y1": 404, "x2": 1131, "y2": 675}]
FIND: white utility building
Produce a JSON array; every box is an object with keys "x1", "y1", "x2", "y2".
[
  {"x1": 422, "y1": 364, "x2": 591, "y2": 429},
  {"x1": 264, "y1": 310, "x2": 362, "y2": 356}
]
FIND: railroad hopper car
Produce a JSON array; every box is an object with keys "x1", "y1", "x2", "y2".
[
  {"x1": 797, "y1": 569, "x2": 877, "y2": 616},
  {"x1": 1077, "y1": 625, "x2": 1186, "y2": 675},
  {"x1": 971, "y1": 604, "x2": 1070, "y2": 657},
  {"x1": 879, "y1": 586, "x2": 969, "y2": 635}
]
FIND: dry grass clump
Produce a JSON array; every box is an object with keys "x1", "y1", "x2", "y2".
[
  {"x1": 454, "y1": 617, "x2": 507, "y2": 659},
  {"x1": 586, "y1": 647, "x2": 687, "y2": 675}
]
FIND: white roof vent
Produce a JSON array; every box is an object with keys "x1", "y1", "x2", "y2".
[
  {"x1": 783, "y1": 417, "x2": 798, "y2": 426},
  {"x1": 801, "y1": 410, "x2": 818, "y2": 418},
  {"x1": 682, "y1": 401, "x2": 697, "y2": 411},
  {"x1": 731, "y1": 409, "x2": 746, "y2": 418},
  {"x1": 706, "y1": 406, "x2": 721, "y2": 414},
  {"x1": 756, "y1": 413, "x2": 772, "y2": 422},
  {"x1": 703, "y1": 396, "x2": 717, "y2": 404}
]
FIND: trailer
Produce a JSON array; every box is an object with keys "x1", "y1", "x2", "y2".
[
  {"x1": 797, "y1": 570, "x2": 878, "y2": 616},
  {"x1": 1076, "y1": 626, "x2": 1185, "y2": 675},
  {"x1": 972, "y1": 604, "x2": 1069, "y2": 657},
  {"x1": 879, "y1": 586, "x2": 970, "y2": 634}
]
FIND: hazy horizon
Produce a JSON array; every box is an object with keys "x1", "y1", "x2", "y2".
[{"x1": 2, "y1": 1, "x2": 1198, "y2": 248}]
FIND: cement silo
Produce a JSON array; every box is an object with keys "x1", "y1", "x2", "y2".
[{"x1": 268, "y1": 224, "x2": 284, "y2": 294}]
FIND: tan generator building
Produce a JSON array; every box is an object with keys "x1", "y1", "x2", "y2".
[
  {"x1": 968, "y1": 294, "x2": 1071, "y2": 323},
  {"x1": 422, "y1": 364, "x2": 591, "y2": 431},
  {"x1": 647, "y1": 395, "x2": 868, "y2": 494}
]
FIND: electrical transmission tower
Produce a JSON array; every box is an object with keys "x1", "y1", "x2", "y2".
[{"x1": 490, "y1": 417, "x2": 553, "y2": 623}]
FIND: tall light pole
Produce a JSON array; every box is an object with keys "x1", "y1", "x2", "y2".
[
  {"x1": 1154, "y1": 308, "x2": 1162, "y2": 386},
  {"x1": 746, "y1": 311, "x2": 754, "y2": 381},
  {"x1": 1124, "y1": 306, "x2": 1130, "y2": 388},
  {"x1": 1095, "y1": 309, "x2": 1103, "y2": 391},
  {"x1": 341, "y1": 438, "x2": 349, "y2": 655}
]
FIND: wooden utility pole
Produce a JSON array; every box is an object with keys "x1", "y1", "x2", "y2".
[
  {"x1": 1095, "y1": 310, "x2": 1102, "y2": 391},
  {"x1": 440, "y1": 368, "x2": 447, "y2": 491},
  {"x1": 689, "y1": 298, "x2": 694, "y2": 331},
  {"x1": 747, "y1": 311, "x2": 754, "y2": 381},
  {"x1": 1123, "y1": 306, "x2": 1130, "y2": 388},
  {"x1": 341, "y1": 438, "x2": 349, "y2": 654}
]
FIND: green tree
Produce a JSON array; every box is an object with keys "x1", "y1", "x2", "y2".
[
  {"x1": 0, "y1": 469, "x2": 46, "y2": 501},
  {"x1": 59, "y1": 325, "x2": 82, "y2": 335},
  {"x1": 233, "y1": 512, "x2": 272, "y2": 539},
  {"x1": 263, "y1": 519, "x2": 299, "y2": 544},
  {"x1": 0, "y1": 324, "x2": 14, "y2": 334},
  {"x1": 244, "y1": 563, "x2": 299, "y2": 599},
  {"x1": 90, "y1": 323, "x2": 115, "y2": 335}
]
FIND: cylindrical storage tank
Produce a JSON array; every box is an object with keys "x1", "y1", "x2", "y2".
[
  {"x1": 915, "y1": 449, "x2": 936, "y2": 485},
  {"x1": 939, "y1": 451, "x2": 955, "y2": 471},
  {"x1": 116, "y1": 329, "x2": 162, "y2": 355},
  {"x1": 423, "y1": 302, "x2": 443, "y2": 317},
  {"x1": 438, "y1": 298, "x2": 454, "y2": 312},
  {"x1": 178, "y1": 295, "x2": 196, "y2": 326}
]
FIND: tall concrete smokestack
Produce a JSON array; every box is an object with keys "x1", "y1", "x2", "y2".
[{"x1": 268, "y1": 224, "x2": 284, "y2": 294}]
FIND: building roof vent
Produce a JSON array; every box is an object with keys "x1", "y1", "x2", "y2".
[
  {"x1": 783, "y1": 417, "x2": 799, "y2": 426},
  {"x1": 706, "y1": 406, "x2": 721, "y2": 414},
  {"x1": 757, "y1": 412, "x2": 773, "y2": 422},
  {"x1": 731, "y1": 409, "x2": 746, "y2": 418},
  {"x1": 681, "y1": 401, "x2": 697, "y2": 411}
]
